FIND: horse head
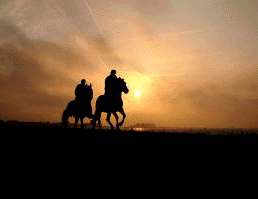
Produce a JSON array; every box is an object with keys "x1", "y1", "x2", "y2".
[{"x1": 118, "y1": 78, "x2": 129, "y2": 94}]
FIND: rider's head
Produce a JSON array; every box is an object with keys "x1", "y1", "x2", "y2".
[
  {"x1": 110, "y1": 70, "x2": 116, "y2": 76},
  {"x1": 81, "y1": 79, "x2": 86, "y2": 85}
]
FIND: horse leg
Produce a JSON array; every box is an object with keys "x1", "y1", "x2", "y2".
[
  {"x1": 87, "y1": 112, "x2": 94, "y2": 119},
  {"x1": 112, "y1": 112, "x2": 119, "y2": 129},
  {"x1": 97, "y1": 112, "x2": 102, "y2": 128},
  {"x1": 80, "y1": 117, "x2": 84, "y2": 129},
  {"x1": 106, "y1": 112, "x2": 114, "y2": 130},
  {"x1": 118, "y1": 108, "x2": 126, "y2": 127},
  {"x1": 74, "y1": 117, "x2": 79, "y2": 128}
]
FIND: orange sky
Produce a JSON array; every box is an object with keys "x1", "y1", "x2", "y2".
[{"x1": 0, "y1": 0, "x2": 258, "y2": 128}]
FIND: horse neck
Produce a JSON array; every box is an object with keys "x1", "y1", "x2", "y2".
[
  {"x1": 115, "y1": 81, "x2": 126, "y2": 96},
  {"x1": 116, "y1": 90, "x2": 122, "y2": 97}
]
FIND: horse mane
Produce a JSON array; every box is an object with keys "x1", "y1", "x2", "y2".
[{"x1": 118, "y1": 77, "x2": 125, "y2": 84}]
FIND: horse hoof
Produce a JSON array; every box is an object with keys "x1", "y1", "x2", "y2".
[{"x1": 118, "y1": 122, "x2": 124, "y2": 126}]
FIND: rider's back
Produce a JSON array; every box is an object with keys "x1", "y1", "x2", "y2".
[
  {"x1": 75, "y1": 84, "x2": 93, "y2": 101},
  {"x1": 105, "y1": 75, "x2": 117, "y2": 97}
]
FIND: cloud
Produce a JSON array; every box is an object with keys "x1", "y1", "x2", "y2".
[
  {"x1": 0, "y1": 20, "x2": 61, "y2": 120},
  {"x1": 0, "y1": 19, "x2": 117, "y2": 121},
  {"x1": 151, "y1": 65, "x2": 258, "y2": 128},
  {"x1": 1, "y1": 1, "x2": 258, "y2": 128}
]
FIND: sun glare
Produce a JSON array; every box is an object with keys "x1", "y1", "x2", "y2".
[{"x1": 134, "y1": 90, "x2": 140, "y2": 97}]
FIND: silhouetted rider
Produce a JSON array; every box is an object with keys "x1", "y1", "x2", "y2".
[
  {"x1": 105, "y1": 70, "x2": 119, "y2": 108},
  {"x1": 75, "y1": 79, "x2": 93, "y2": 117},
  {"x1": 105, "y1": 70, "x2": 118, "y2": 96}
]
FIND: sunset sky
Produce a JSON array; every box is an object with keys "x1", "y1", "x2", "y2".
[{"x1": 0, "y1": 0, "x2": 258, "y2": 128}]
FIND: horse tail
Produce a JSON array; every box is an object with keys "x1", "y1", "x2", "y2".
[
  {"x1": 96, "y1": 95, "x2": 105, "y2": 115},
  {"x1": 92, "y1": 95, "x2": 105, "y2": 127},
  {"x1": 61, "y1": 109, "x2": 69, "y2": 128},
  {"x1": 61, "y1": 100, "x2": 75, "y2": 128}
]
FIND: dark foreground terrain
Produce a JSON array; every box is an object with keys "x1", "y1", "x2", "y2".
[
  {"x1": 2, "y1": 124, "x2": 257, "y2": 192},
  {"x1": 2, "y1": 122, "x2": 258, "y2": 175},
  {"x1": 1, "y1": 123, "x2": 258, "y2": 148}
]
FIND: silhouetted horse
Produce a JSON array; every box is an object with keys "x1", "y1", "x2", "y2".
[
  {"x1": 62, "y1": 99, "x2": 93, "y2": 128},
  {"x1": 92, "y1": 78, "x2": 129, "y2": 130}
]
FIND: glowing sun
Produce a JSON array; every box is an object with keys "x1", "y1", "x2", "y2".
[{"x1": 134, "y1": 90, "x2": 140, "y2": 97}]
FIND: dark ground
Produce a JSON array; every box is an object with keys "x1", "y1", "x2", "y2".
[
  {"x1": 1, "y1": 122, "x2": 257, "y2": 182},
  {"x1": 1, "y1": 122, "x2": 258, "y2": 148},
  {"x1": 2, "y1": 124, "x2": 256, "y2": 196}
]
